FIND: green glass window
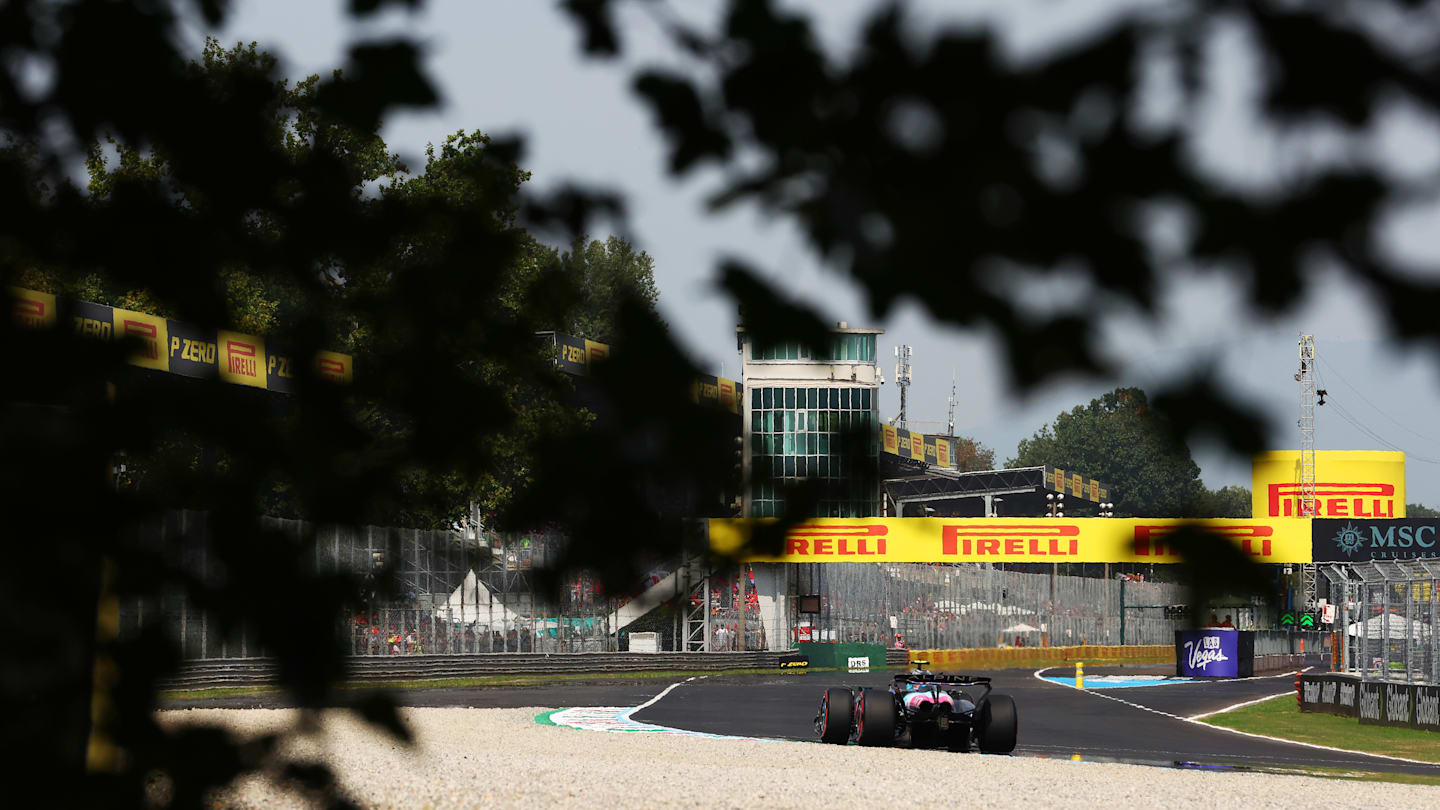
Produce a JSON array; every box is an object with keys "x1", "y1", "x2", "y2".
[{"x1": 748, "y1": 384, "x2": 877, "y2": 517}]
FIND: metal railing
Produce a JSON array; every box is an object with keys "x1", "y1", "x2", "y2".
[
  {"x1": 794, "y1": 563, "x2": 1188, "y2": 650},
  {"x1": 1321, "y1": 561, "x2": 1439, "y2": 684},
  {"x1": 118, "y1": 511, "x2": 1206, "y2": 661},
  {"x1": 116, "y1": 511, "x2": 641, "y2": 660}
]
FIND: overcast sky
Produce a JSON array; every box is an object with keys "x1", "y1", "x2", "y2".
[{"x1": 207, "y1": 0, "x2": 1440, "y2": 502}]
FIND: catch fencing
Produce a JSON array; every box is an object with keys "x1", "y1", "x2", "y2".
[
  {"x1": 116, "y1": 511, "x2": 642, "y2": 660},
  {"x1": 119, "y1": 511, "x2": 1195, "y2": 661},
  {"x1": 1320, "y1": 561, "x2": 1440, "y2": 684},
  {"x1": 794, "y1": 563, "x2": 1186, "y2": 650}
]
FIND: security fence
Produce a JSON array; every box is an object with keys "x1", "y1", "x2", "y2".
[
  {"x1": 116, "y1": 511, "x2": 640, "y2": 659},
  {"x1": 1320, "y1": 561, "x2": 1440, "y2": 684},
  {"x1": 792, "y1": 563, "x2": 1187, "y2": 650},
  {"x1": 119, "y1": 511, "x2": 1201, "y2": 661}
]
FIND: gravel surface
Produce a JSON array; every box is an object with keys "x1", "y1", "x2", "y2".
[{"x1": 157, "y1": 707, "x2": 1439, "y2": 809}]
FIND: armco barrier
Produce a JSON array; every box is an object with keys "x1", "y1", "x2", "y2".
[
  {"x1": 909, "y1": 645, "x2": 1171, "y2": 670},
  {"x1": 1298, "y1": 673, "x2": 1440, "y2": 733},
  {"x1": 160, "y1": 651, "x2": 807, "y2": 690}
]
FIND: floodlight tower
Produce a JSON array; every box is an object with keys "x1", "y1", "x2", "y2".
[
  {"x1": 894, "y1": 345, "x2": 913, "y2": 429},
  {"x1": 1297, "y1": 334, "x2": 1318, "y2": 607}
]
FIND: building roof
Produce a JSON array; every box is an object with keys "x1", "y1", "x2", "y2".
[{"x1": 735, "y1": 324, "x2": 885, "y2": 336}]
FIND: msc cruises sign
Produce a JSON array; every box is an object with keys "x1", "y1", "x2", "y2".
[{"x1": 1313, "y1": 519, "x2": 1440, "y2": 562}]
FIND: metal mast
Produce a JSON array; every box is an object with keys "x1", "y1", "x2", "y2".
[
  {"x1": 946, "y1": 369, "x2": 957, "y2": 437},
  {"x1": 1298, "y1": 334, "x2": 1318, "y2": 606},
  {"x1": 893, "y1": 345, "x2": 913, "y2": 429}
]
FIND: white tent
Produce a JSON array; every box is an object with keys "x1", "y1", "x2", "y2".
[
  {"x1": 1346, "y1": 613, "x2": 1429, "y2": 640},
  {"x1": 1003, "y1": 622, "x2": 1041, "y2": 634},
  {"x1": 435, "y1": 569, "x2": 520, "y2": 627}
]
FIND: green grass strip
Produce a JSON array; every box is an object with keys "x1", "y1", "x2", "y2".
[{"x1": 1199, "y1": 693, "x2": 1440, "y2": 764}]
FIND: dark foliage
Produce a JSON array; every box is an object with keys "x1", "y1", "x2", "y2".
[{"x1": 6, "y1": 0, "x2": 1440, "y2": 804}]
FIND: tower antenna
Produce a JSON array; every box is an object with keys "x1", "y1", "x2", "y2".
[
  {"x1": 946, "y1": 369, "x2": 957, "y2": 438},
  {"x1": 1298, "y1": 333, "x2": 1318, "y2": 607},
  {"x1": 893, "y1": 345, "x2": 912, "y2": 429}
]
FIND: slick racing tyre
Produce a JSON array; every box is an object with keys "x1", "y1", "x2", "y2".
[
  {"x1": 819, "y1": 688, "x2": 855, "y2": 745},
  {"x1": 855, "y1": 689, "x2": 897, "y2": 747},
  {"x1": 977, "y1": 694, "x2": 1017, "y2": 754}
]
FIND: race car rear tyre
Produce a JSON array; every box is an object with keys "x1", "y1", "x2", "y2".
[
  {"x1": 819, "y1": 688, "x2": 854, "y2": 745},
  {"x1": 855, "y1": 689, "x2": 896, "y2": 747},
  {"x1": 977, "y1": 694, "x2": 1017, "y2": 754}
]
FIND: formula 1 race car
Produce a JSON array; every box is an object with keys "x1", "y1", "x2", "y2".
[{"x1": 814, "y1": 662, "x2": 1017, "y2": 753}]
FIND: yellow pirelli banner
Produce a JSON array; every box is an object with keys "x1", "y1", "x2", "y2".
[
  {"x1": 12, "y1": 287, "x2": 57, "y2": 328},
  {"x1": 1251, "y1": 451, "x2": 1405, "y2": 519},
  {"x1": 10, "y1": 286, "x2": 355, "y2": 393},
  {"x1": 708, "y1": 517, "x2": 1314, "y2": 564}
]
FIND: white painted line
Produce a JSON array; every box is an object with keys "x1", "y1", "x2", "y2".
[
  {"x1": 1187, "y1": 691, "x2": 1293, "y2": 721},
  {"x1": 1036, "y1": 666, "x2": 1305, "y2": 687},
  {"x1": 1030, "y1": 667, "x2": 1440, "y2": 767},
  {"x1": 620, "y1": 675, "x2": 706, "y2": 722}
]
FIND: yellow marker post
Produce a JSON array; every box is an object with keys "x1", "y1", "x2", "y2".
[{"x1": 1075, "y1": 661, "x2": 1085, "y2": 690}]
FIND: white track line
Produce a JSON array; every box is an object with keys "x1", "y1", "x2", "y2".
[
  {"x1": 620, "y1": 676, "x2": 706, "y2": 721},
  {"x1": 1039, "y1": 669, "x2": 1304, "y2": 687},
  {"x1": 1187, "y1": 691, "x2": 1293, "y2": 721},
  {"x1": 1031, "y1": 667, "x2": 1440, "y2": 767}
]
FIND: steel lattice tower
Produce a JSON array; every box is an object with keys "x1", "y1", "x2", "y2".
[
  {"x1": 894, "y1": 345, "x2": 912, "y2": 429},
  {"x1": 1298, "y1": 334, "x2": 1318, "y2": 606},
  {"x1": 946, "y1": 369, "x2": 957, "y2": 438}
]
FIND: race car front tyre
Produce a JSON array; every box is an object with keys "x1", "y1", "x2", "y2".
[
  {"x1": 819, "y1": 688, "x2": 855, "y2": 744},
  {"x1": 977, "y1": 694, "x2": 1017, "y2": 754},
  {"x1": 855, "y1": 689, "x2": 896, "y2": 747}
]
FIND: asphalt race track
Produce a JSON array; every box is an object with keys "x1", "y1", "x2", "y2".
[
  {"x1": 630, "y1": 668, "x2": 1440, "y2": 777},
  {"x1": 170, "y1": 667, "x2": 1440, "y2": 777}
]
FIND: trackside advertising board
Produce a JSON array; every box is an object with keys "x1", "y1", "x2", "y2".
[
  {"x1": 1251, "y1": 451, "x2": 1405, "y2": 519},
  {"x1": 1313, "y1": 518, "x2": 1440, "y2": 562},
  {"x1": 549, "y1": 331, "x2": 742, "y2": 415},
  {"x1": 1174, "y1": 629, "x2": 1252, "y2": 678},
  {"x1": 708, "y1": 518, "x2": 1313, "y2": 563},
  {"x1": 1300, "y1": 674, "x2": 1440, "y2": 732},
  {"x1": 10, "y1": 286, "x2": 354, "y2": 391},
  {"x1": 1298, "y1": 673, "x2": 1361, "y2": 717}
]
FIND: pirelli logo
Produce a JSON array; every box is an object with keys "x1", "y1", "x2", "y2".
[
  {"x1": 318, "y1": 357, "x2": 347, "y2": 381},
  {"x1": 709, "y1": 517, "x2": 1311, "y2": 563},
  {"x1": 942, "y1": 524, "x2": 1080, "y2": 556},
  {"x1": 15, "y1": 298, "x2": 45, "y2": 327},
  {"x1": 1134, "y1": 524, "x2": 1275, "y2": 558},
  {"x1": 785, "y1": 524, "x2": 887, "y2": 556},
  {"x1": 226, "y1": 339, "x2": 258, "y2": 377},
  {"x1": 122, "y1": 319, "x2": 159, "y2": 359},
  {"x1": 1267, "y1": 483, "x2": 1395, "y2": 518}
]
